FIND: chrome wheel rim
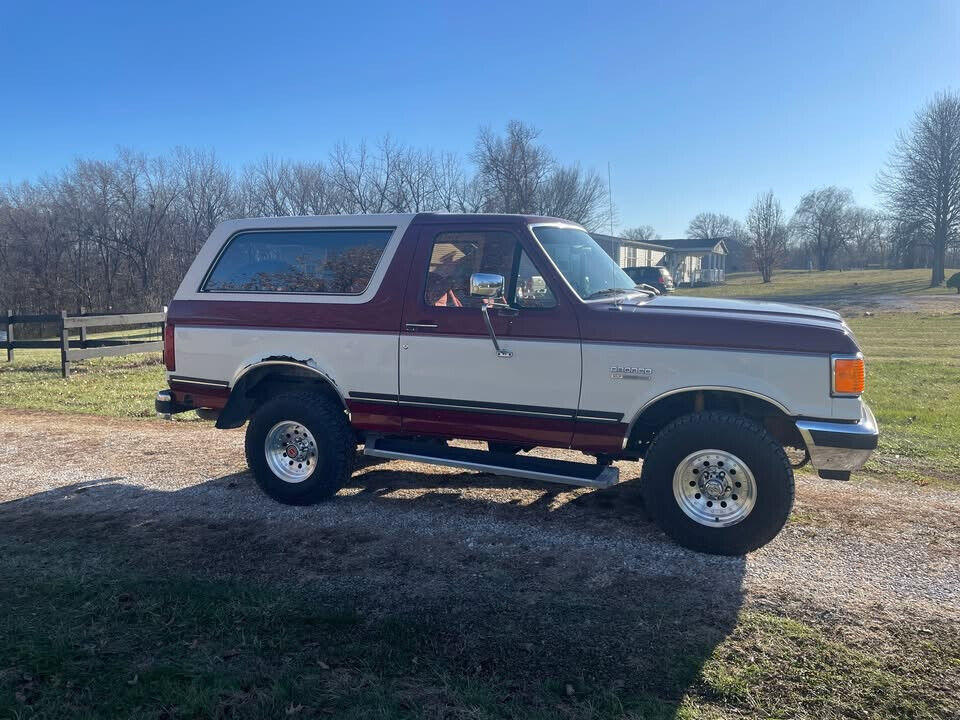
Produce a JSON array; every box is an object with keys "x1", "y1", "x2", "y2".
[
  {"x1": 672, "y1": 449, "x2": 756, "y2": 527},
  {"x1": 265, "y1": 421, "x2": 318, "y2": 483}
]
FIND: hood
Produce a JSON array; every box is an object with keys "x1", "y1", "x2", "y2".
[
  {"x1": 642, "y1": 294, "x2": 843, "y2": 322},
  {"x1": 579, "y1": 294, "x2": 859, "y2": 355}
]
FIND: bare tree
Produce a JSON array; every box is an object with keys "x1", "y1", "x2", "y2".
[
  {"x1": 877, "y1": 92, "x2": 960, "y2": 286},
  {"x1": 470, "y1": 120, "x2": 607, "y2": 227},
  {"x1": 685, "y1": 212, "x2": 751, "y2": 271},
  {"x1": 172, "y1": 147, "x2": 233, "y2": 260},
  {"x1": 747, "y1": 190, "x2": 787, "y2": 283},
  {"x1": 686, "y1": 211, "x2": 736, "y2": 239},
  {"x1": 473, "y1": 121, "x2": 552, "y2": 214},
  {"x1": 537, "y1": 164, "x2": 607, "y2": 229},
  {"x1": 790, "y1": 186, "x2": 853, "y2": 271},
  {"x1": 622, "y1": 225, "x2": 660, "y2": 242},
  {"x1": 845, "y1": 206, "x2": 885, "y2": 268},
  {"x1": 239, "y1": 156, "x2": 292, "y2": 217}
]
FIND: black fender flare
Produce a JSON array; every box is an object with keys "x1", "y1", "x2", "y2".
[{"x1": 216, "y1": 359, "x2": 346, "y2": 429}]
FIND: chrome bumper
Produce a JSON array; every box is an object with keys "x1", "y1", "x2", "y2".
[
  {"x1": 155, "y1": 389, "x2": 192, "y2": 420},
  {"x1": 796, "y1": 403, "x2": 878, "y2": 473}
]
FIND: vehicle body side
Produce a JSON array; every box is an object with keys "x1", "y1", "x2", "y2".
[{"x1": 163, "y1": 212, "x2": 873, "y2": 471}]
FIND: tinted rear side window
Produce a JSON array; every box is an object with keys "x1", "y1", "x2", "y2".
[{"x1": 203, "y1": 228, "x2": 393, "y2": 294}]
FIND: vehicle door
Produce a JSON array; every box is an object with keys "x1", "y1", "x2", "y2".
[{"x1": 398, "y1": 223, "x2": 581, "y2": 447}]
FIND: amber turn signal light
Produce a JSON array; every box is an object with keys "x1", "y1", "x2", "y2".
[{"x1": 832, "y1": 355, "x2": 865, "y2": 396}]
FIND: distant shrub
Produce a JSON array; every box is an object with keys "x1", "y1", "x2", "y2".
[{"x1": 948, "y1": 272, "x2": 960, "y2": 293}]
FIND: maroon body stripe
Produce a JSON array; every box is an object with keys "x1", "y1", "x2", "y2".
[
  {"x1": 346, "y1": 400, "x2": 402, "y2": 433},
  {"x1": 575, "y1": 303, "x2": 859, "y2": 355},
  {"x1": 169, "y1": 385, "x2": 229, "y2": 410},
  {"x1": 399, "y1": 405, "x2": 575, "y2": 448},
  {"x1": 167, "y1": 298, "x2": 401, "y2": 332},
  {"x1": 571, "y1": 421, "x2": 629, "y2": 454}
]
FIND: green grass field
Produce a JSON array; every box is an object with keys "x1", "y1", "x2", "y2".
[
  {"x1": 681, "y1": 267, "x2": 959, "y2": 301},
  {"x1": 850, "y1": 313, "x2": 960, "y2": 485}
]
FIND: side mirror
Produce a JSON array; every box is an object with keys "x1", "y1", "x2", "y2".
[{"x1": 469, "y1": 273, "x2": 505, "y2": 298}]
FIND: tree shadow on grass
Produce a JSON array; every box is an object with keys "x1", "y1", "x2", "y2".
[{"x1": 0, "y1": 467, "x2": 746, "y2": 719}]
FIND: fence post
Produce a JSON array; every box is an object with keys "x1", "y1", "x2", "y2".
[
  {"x1": 78, "y1": 306, "x2": 88, "y2": 349},
  {"x1": 59, "y1": 310, "x2": 71, "y2": 379},
  {"x1": 4, "y1": 310, "x2": 12, "y2": 362}
]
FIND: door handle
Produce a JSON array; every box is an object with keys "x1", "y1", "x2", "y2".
[{"x1": 405, "y1": 322, "x2": 439, "y2": 330}]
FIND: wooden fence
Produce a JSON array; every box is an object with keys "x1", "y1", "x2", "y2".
[{"x1": 3, "y1": 308, "x2": 165, "y2": 378}]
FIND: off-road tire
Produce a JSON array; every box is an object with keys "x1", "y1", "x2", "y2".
[
  {"x1": 245, "y1": 391, "x2": 354, "y2": 505},
  {"x1": 640, "y1": 411, "x2": 794, "y2": 555}
]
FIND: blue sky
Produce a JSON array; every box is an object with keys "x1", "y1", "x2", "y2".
[{"x1": 1, "y1": 0, "x2": 957, "y2": 236}]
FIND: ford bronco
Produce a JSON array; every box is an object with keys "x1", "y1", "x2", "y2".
[{"x1": 156, "y1": 213, "x2": 878, "y2": 554}]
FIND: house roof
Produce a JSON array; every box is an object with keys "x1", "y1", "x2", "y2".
[
  {"x1": 589, "y1": 233, "x2": 670, "y2": 252},
  {"x1": 655, "y1": 238, "x2": 729, "y2": 254}
]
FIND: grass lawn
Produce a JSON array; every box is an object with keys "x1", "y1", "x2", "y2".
[
  {"x1": 680, "y1": 267, "x2": 959, "y2": 302},
  {"x1": 850, "y1": 313, "x2": 960, "y2": 486},
  {"x1": 0, "y1": 326, "x2": 176, "y2": 419}
]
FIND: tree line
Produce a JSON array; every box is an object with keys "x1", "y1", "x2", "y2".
[
  {"x1": 2, "y1": 92, "x2": 958, "y2": 314},
  {"x1": 0, "y1": 121, "x2": 607, "y2": 313}
]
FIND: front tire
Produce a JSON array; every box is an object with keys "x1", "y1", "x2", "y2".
[
  {"x1": 640, "y1": 412, "x2": 794, "y2": 555},
  {"x1": 245, "y1": 391, "x2": 354, "y2": 506}
]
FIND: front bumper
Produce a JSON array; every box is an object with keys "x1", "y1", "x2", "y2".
[{"x1": 796, "y1": 403, "x2": 878, "y2": 473}]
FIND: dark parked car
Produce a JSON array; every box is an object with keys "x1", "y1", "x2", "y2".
[{"x1": 623, "y1": 265, "x2": 674, "y2": 293}]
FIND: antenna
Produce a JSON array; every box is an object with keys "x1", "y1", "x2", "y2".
[{"x1": 607, "y1": 161, "x2": 614, "y2": 235}]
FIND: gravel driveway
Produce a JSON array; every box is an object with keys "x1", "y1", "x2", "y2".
[{"x1": 2, "y1": 408, "x2": 957, "y2": 627}]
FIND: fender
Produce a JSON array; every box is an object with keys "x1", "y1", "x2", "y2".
[
  {"x1": 627, "y1": 385, "x2": 794, "y2": 438},
  {"x1": 216, "y1": 358, "x2": 346, "y2": 429}
]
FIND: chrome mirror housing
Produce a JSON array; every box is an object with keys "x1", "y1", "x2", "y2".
[{"x1": 469, "y1": 272, "x2": 505, "y2": 298}]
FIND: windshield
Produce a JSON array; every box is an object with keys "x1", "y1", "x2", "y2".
[{"x1": 531, "y1": 225, "x2": 641, "y2": 300}]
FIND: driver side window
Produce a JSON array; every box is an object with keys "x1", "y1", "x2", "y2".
[{"x1": 423, "y1": 232, "x2": 556, "y2": 309}]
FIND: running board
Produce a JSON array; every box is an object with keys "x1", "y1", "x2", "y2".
[{"x1": 363, "y1": 436, "x2": 620, "y2": 489}]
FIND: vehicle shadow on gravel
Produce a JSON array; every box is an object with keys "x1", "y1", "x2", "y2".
[{"x1": 0, "y1": 473, "x2": 747, "y2": 718}]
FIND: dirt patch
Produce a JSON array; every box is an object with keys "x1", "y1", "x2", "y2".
[
  {"x1": 800, "y1": 293, "x2": 960, "y2": 315},
  {"x1": 1, "y1": 407, "x2": 957, "y2": 619}
]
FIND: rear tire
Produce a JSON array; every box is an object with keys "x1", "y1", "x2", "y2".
[
  {"x1": 641, "y1": 411, "x2": 794, "y2": 555},
  {"x1": 245, "y1": 391, "x2": 354, "y2": 506}
]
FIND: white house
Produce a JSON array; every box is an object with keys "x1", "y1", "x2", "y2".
[{"x1": 590, "y1": 233, "x2": 728, "y2": 286}]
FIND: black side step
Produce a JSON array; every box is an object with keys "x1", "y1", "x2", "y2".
[{"x1": 363, "y1": 436, "x2": 620, "y2": 489}]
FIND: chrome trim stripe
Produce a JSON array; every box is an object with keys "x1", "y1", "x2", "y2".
[
  {"x1": 349, "y1": 391, "x2": 399, "y2": 404},
  {"x1": 400, "y1": 399, "x2": 571, "y2": 419},
  {"x1": 347, "y1": 392, "x2": 624, "y2": 423},
  {"x1": 582, "y1": 340, "x2": 828, "y2": 357},
  {"x1": 169, "y1": 376, "x2": 229, "y2": 388}
]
